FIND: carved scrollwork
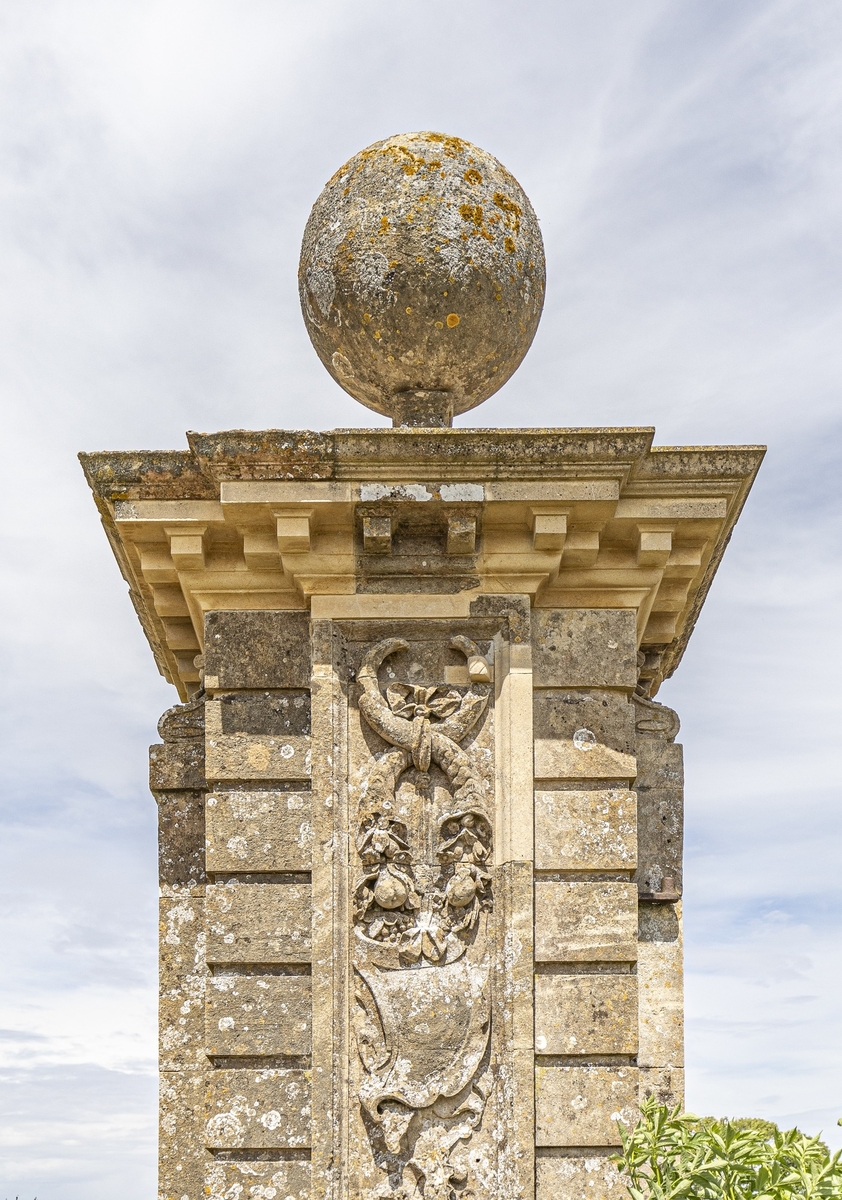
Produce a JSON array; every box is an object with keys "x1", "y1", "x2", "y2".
[{"x1": 632, "y1": 693, "x2": 681, "y2": 741}]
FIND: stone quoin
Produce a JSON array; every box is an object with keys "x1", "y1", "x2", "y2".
[{"x1": 80, "y1": 131, "x2": 764, "y2": 1200}]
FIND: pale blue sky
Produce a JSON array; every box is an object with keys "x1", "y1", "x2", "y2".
[{"x1": 1, "y1": 1, "x2": 840, "y2": 1195}]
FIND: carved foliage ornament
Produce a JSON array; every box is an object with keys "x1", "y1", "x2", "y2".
[{"x1": 353, "y1": 636, "x2": 494, "y2": 1200}]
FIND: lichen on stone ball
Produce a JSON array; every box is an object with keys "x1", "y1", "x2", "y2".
[{"x1": 299, "y1": 132, "x2": 546, "y2": 425}]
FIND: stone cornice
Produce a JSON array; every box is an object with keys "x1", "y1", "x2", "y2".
[{"x1": 80, "y1": 427, "x2": 764, "y2": 700}]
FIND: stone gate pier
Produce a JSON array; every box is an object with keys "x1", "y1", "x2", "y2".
[{"x1": 80, "y1": 133, "x2": 763, "y2": 1200}]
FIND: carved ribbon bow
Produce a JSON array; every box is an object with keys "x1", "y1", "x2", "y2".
[{"x1": 385, "y1": 684, "x2": 461, "y2": 771}]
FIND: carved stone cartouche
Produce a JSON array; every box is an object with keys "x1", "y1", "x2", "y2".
[{"x1": 353, "y1": 636, "x2": 494, "y2": 1200}]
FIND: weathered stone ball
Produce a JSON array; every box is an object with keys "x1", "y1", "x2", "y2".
[{"x1": 299, "y1": 132, "x2": 545, "y2": 424}]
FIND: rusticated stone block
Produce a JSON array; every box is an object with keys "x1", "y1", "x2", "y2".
[
  {"x1": 638, "y1": 941, "x2": 683, "y2": 1069},
  {"x1": 535, "y1": 974, "x2": 638, "y2": 1056},
  {"x1": 206, "y1": 789, "x2": 312, "y2": 872},
  {"x1": 205, "y1": 733, "x2": 312, "y2": 782},
  {"x1": 204, "y1": 611, "x2": 310, "y2": 690},
  {"x1": 205, "y1": 1159, "x2": 311, "y2": 1200},
  {"x1": 639, "y1": 1066, "x2": 684, "y2": 1107},
  {"x1": 535, "y1": 789, "x2": 636, "y2": 871},
  {"x1": 536, "y1": 1153, "x2": 625, "y2": 1200},
  {"x1": 160, "y1": 1067, "x2": 208, "y2": 1200},
  {"x1": 206, "y1": 700, "x2": 312, "y2": 782},
  {"x1": 205, "y1": 973, "x2": 311, "y2": 1057},
  {"x1": 535, "y1": 882, "x2": 638, "y2": 962},
  {"x1": 532, "y1": 610, "x2": 638, "y2": 690},
  {"x1": 534, "y1": 691, "x2": 636, "y2": 780},
  {"x1": 536, "y1": 1064, "x2": 638, "y2": 1146},
  {"x1": 635, "y1": 739, "x2": 683, "y2": 894},
  {"x1": 206, "y1": 882, "x2": 312, "y2": 964},
  {"x1": 150, "y1": 739, "x2": 206, "y2": 791},
  {"x1": 219, "y1": 690, "x2": 311, "y2": 736},
  {"x1": 157, "y1": 790, "x2": 206, "y2": 889},
  {"x1": 638, "y1": 899, "x2": 680, "y2": 945},
  {"x1": 204, "y1": 1067, "x2": 311, "y2": 1149},
  {"x1": 159, "y1": 894, "x2": 208, "y2": 1070}
]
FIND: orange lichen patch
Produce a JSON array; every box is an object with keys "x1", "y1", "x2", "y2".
[
  {"x1": 446, "y1": 313, "x2": 460, "y2": 328},
  {"x1": 380, "y1": 216, "x2": 389, "y2": 233},
  {"x1": 405, "y1": 306, "x2": 413, "y2": 314},
  {"x1": 374, "y1": 331, "x2": 382, "y2": 339},
  {"x1": 504, "y1": 237, "x2": 516, "y2": 254},
  {"x1": 442, "y1": 136, "x2": 467, "y2": 157},
  {"x1": 493, "y1": 192, "x2": 522, "y2": 233},
  {"x1": 362, "y1": 313, "x2": 372, "y2": 324},
  {"x1": 435, "y1": 321, "x2": 444, "y2": 329},
  {"x1": 463, "y1": 168, "x2": 482, "y2": 186},
  {"x1": 459, "y1": 203, "x2": 484, "y2": 227}
]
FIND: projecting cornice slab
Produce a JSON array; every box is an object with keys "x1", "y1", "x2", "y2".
[{"x1": 81, "y1": 427, "x2": 764, "y2": 700}]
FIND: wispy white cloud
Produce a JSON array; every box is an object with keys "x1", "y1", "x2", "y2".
[{"x1": 1, "y1": 0, "x2": 840, "y2": 1192}]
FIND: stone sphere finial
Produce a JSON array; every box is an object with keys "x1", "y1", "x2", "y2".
[{"x1": 299, "y1": 132, "x2": 545, "y2": 426}]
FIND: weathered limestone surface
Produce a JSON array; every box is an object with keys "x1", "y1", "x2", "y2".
[
  {"x1": 535, "y1": 1065, "x2": 639, "y2": 1146},
  {"x1": 535, "y1": 974, "x2": 638, "y2": 1056},
  {"x1": 204, "y1": 1067, "x2": 311, "y2": 1148},
  {"x1": 81, "y1": 425, "x2": 762, "y2": 1199},
  {"x1": 531, "y1": 610, "x2": 638, "y2": 690},
  {"x1": 533, "y1": 691, "x2": 637, "y2": 781},
  {"x1": 535, "y1": 882, "x2": 639, "y2": 963},
  {"x1": 205, "y1": 972, "x2": 311, "y2": 1057},
  {"x1": 534, "y1": 788, "x2": 636, "y2": 871},
  {"x1": 206, "y1": 788, "x2": 313, "y2": 872},
  {"x1": 204, "y1": 611, "x2": 311, "y2": 690},
  {"x1": 205, "y1": 1160, "x2": 311, "y2": 1200},
  {"x1": 634, "y1": 702, "x2": 684, "y2": 895},
  {"x1": 205, "y1": 881, "x2": 312, "y2": 964},
  {"x1": 536, "y1": 1154, "x2": 625, "y2": 1200}
]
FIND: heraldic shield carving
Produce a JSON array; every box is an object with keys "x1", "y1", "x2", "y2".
[{"x1": 352, "y1": 636, "x2": 496, "y2": 1200}]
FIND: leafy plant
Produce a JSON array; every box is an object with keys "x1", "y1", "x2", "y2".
[{"x1": 613, "y1": 1098, "x2": 842, "y2": 1199}]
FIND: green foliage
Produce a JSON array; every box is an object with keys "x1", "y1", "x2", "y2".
[{"x1": 613, "y1": 1098, "x2": 842, "y2": 1199}]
